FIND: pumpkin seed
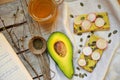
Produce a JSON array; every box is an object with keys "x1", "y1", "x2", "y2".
[
  {"x1": 108, "y1": 40, "x2": 111, "y2": 44},
  {"x1": 81, "y1": 17, "x2": 85, "y2": 20},
  {"x1": 74, "y1": 74, "x2": 78, "y2": 76},
  {"x1": 78, "y1": 50, "x2": 81, "y2": 53},
  {"x1": 80, "y1": 2, "x2": 84, "y2": 7},
  {"x1": 70, "y1": 14, "x2": 74, "y2": 18},
  {"x1": 83, "y1": 73, "x2": 87, "y2": 77},
  {"x1": 87, "y1": 35, "x2": 90, "y2": 38},
  {"x1": 97, "y1": 15, "x2": 103, "y2": 18},
  {"x1": 91, "y1": 31, "x2": 94, "y2": 34},
  {"x1": 80, "y1": 38, "x2": 83, "y2": 42},
  {"x1": 77, "y1": 33, "x2": 82, "y2": 36},
  {"x1": 98, "y1": 4, "x2": 101, "y2": 9},
  {"x1": 79, "y1": 45, "x2": 83, "y2": 47},
  {"x1": 108, "y1": 32, "x2": 112, "y2": 37},
  {"x1": 113, "y1": 30, "x2": 118, "y2": 34},
  {"x1": 76, "y1": 67, "x2": 80, "y2": 70}
]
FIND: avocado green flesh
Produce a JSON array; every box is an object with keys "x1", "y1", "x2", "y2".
[{"x1": 47, "y1": 32, "x2": 74, "y2": 78}]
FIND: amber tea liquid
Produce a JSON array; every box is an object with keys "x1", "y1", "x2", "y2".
[{"x1": 28, "y1": 0, "x2": 57, "y2": 24}]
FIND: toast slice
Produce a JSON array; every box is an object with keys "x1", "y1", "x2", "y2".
[
  {"x1": 78, "y1": 35, "x2": 108, "y2": 72},
  {"x1": 74, "y1": 12, "x2": 110, "y2": 34}
]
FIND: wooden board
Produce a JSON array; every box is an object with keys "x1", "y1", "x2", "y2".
[{"x1": 0, "y1": 0, "x2": 15, "y2": 5}]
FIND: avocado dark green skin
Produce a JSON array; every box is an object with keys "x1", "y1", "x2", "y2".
[{"x1": 47, "y1": 31, "x2": 74, "y2": 79}]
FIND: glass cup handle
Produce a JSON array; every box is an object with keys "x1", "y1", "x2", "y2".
[{"x1": 55, "y1": 0, "x2": 64, "y2": 5}]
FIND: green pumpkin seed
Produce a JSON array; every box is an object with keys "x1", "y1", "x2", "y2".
[
  {"x1": 113, "y1": 30, "x2": 118, "y2": 34},
  {"x1": 70, "y1": 14, "x2": 74, "y2": 18},
  {"x1": 98, "y1": 4, "x2": 101, "y2": 9},
  {"x1": 108, "y1": 40, "x2": 111, "y2": 44},
  {"x1": 80, "y1": 38, "x2": 83, "y2": 42},
  {"x1": 108, "y1": 32, "x2": 112, "y2": 37},
  {"x1": 80, "y1": 2, "x2": 84, "y2": 7}
]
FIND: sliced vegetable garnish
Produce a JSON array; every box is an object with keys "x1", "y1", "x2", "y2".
[
  {"x1": 87, "y1": 13, "x2": 96, "y2": 22},
  {"x1": 78, "y1": 59, "x2": 86, "y2": 66},
  {"x1": 83, "y1": 46, "x2": 92, "y2": 56},
  {"x1": 74, "y1": 16, "x2": 82, "y2": 25},
  {"x1": 91, "y1": 52, "x2": 101, "y2": 60},
  {"x1": 95, "y1": 17, "x2": 105, "y2": 28},
  {"x1": 96, "y1": 38, "x2": 108, "y2": 49},
  {"x1": 81, "y1": 20, "x2": 91, "y2": 30}
]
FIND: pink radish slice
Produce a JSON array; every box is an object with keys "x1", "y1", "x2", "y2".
[
  {"x1": 83, "y1": 46, "x2": 92, "y2": 56},
  {"x1": 81, "y1": 20, "x2": 91, "y2": 30},
  {"x1": 96, "y1": 38, "x2": 108, "y2": 49},
  {"x1": 87, "y1": 13, "x2": 96, "y2": 22},
  {"x1": 74, "y1": 16, "x2": 82, "y2": 25},
  {"x1": 91, "y1": 52, "x2": 101, "y2": 60},
  {"x1": 95, "y1": 18, "x2": 105, "y2": 28},
  {"x1": 78, "y1": 59, "x2": 86, "y2": 66}
]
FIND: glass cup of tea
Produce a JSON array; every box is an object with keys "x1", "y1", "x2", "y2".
[{"x1": 28, "y1": 0, "x2": 63, "y2": 24}]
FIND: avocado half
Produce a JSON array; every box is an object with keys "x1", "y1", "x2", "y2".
[{"x1": 47, "y1": 31, "x2": 74, "y2": 79}]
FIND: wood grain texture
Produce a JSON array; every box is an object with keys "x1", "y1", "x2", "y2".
[
  {"x1": 0, "y1": 0, "x2": 15, "y2": 4},
  {"x1": 118, "y1": 0, "x2": 120, "y2": 5}
]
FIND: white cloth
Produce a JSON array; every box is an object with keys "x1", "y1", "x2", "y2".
[{"x1": 48, "y1": 0, "x2": 120, "y2": 80}]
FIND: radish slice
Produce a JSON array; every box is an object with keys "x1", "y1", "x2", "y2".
[
  {"x1": 87, "y1": 13, "x2": 96, "y2": 22},
  {"x1": 83, "y1": 46, "x2": 92, "y2": 56},
  {"x1": 74, "y1": 16, "x2": 82, "y2": 25},
  {"x1": 91, "y1": 52, "x2": 101, "y2": 60},
  {"x1": 96, "y1": 38, "x2": 108, "y2": 49},
  {"x1": 81, "y1": 20, "x2": 91, "y2": 30},
  {"x1": 95, "y1": 18, "x2": 105, "y2": 28},
  {"x1": 78, "y1": 59, "x2": 86, "y2": 66}
]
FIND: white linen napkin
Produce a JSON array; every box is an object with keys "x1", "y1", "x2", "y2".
[{"x1": 49, "y1": 0, "x2": 120, "y2": 80}]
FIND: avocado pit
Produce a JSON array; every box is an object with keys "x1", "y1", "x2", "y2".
[{"x1": 54, "y1": 41, "x2": 67, "y2": 57}]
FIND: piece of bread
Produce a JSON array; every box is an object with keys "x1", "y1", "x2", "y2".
[
  {"x1": 78, "y1": 35, "x2": 108, "y2": 72},
  {"x1": 74, "y1": 12, "x2": 110, "y2": 34}
]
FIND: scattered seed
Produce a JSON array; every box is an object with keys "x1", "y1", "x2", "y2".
[
  {"x1": 91, "y1": 31, "x2": 94, "y2": 34},
  {"x1": 92, "y1": 41, "x2": 96, "y2": 44},
  {"x1": 80, "y1": 2, "x2": 84, "y2": 7},
  {"x1": 104, "y1": 22, "x2": 107, "y2": 25},
  {"x1": 70, "y1": 14, "x2": 74, "y2": 18},
  {"x1": 108, "y1": 40, "x2": 111, "y2": 44},
  {"x1": 78, "y1": 50, "x2": 81, "y2": 53},
  {"x1": 81, "y1": 75, "x2": 84, "y2": 78},
  {"x1": 79, "y1": 26, "x2": 82, "y2": 30},
  {"x1": 74, "y1": 74, "x2": 78, "y2": 76},
  {"x1": 97, "y1": 15, "x2": 103, "y2": 18},
  {"x1": 87, "y1": 35, "x2": 90, "y2": 38},
  {"x1": 79, "y1": 73, "x2": 82, "y2": 78},
  {"x1": 81, "y1": 17, "x2": 85, "y2": 20},
  {"x1": 80, "y1": 38, "x2": 83, "y2": 42},
  {"x1": 113, "y1": 30, "x2": 118, "y2": 34},
  {"x1": 77, "y1": 33, "x2": 82, "y2": 36},
  {"x1": 79, "y1": 45, "x2": 83, "y2": 47},
  {"x1": 92, "y1": 47, "x2": 98, "y2": 51},
  {"x1": 83, "y1": 73, "x2": 87, "y2": 77},
  {"x1": 108, "y1": 32, "x2": 112, "y2": 37},
  {"x1": 98, "y1": 4, "x2": 101, "y2": 9},
  {"x1": 76, "y1": 67, "x2": 80, "y2": 70}
]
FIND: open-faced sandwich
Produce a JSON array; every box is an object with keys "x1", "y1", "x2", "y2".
[
  {"x1": 74, "y1": 12, "x2": 110, "y2": 34},
  {"x1": 78, "y1": 35, "x2": 108, "y2": 72}
]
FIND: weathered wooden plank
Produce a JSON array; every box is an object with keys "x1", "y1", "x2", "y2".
[
  {"x1": 0, "y1": 0, "x2": 51, "y2": 80},
  {"x1": 0, "y1": 0, "x2": 26, "y2": 28}
]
